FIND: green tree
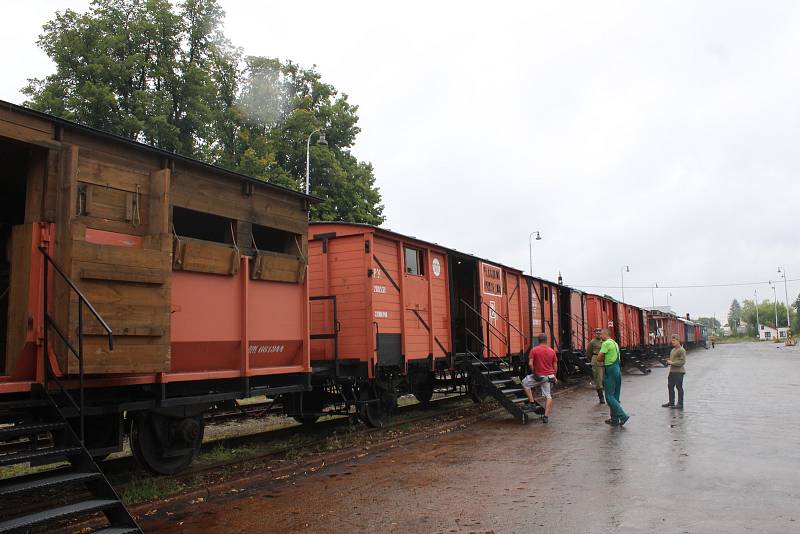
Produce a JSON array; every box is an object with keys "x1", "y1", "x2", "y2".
[
  {"x1": 727, "y1": 299, "x2": 742, "y2": 332},
  {"x1": 22, "y1": 0, "x2": 383, "y2": 224},
  {"x1": 225, "y1": 57, "x2": 384, "y2": 223},
  {"x1": 741, "y1": 298, "x2": 796, "y2": 336},
  {"x1": 794, "y1": 293, "x2": 800, "y2": 334}
]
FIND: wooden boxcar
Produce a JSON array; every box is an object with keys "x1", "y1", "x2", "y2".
[
  {"x1": 307, "y1": 223, "x2": 532, "y2": 423},
  {"x1": 616, "y1": 302, "x2": 647, "y2": 349},
  {"x1": 647, "y1": 309, "x2": 685, "y2": 346},
  {"x1": 524, "y1": 276, "x2": 562, "y2": 351},
  {"x1": 585, "y1": 294, "x2": 617, "y2": 340},
  {"x1": 0, "y1": 101, "x2": 313, "y2": 473}
]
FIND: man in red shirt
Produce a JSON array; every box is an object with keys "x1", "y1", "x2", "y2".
[{"x1": 521, "y1": 333, "x2": 558, "y2": 423}]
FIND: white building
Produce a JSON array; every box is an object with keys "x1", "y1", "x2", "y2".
[{"x1": 758, "y1": 325, "x2": 789, "y2": 340}]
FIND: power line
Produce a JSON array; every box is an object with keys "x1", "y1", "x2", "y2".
[{"x1": 570, "y1": 277, "x2": 800, "y2": 290}]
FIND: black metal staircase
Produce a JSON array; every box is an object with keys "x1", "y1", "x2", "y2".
[
  {"x1": 456, "y1": 300, "x2": 543, "y2": 424},
  {"x1": 0, "y1": 247, "x2": 140, "y2": 533},
  {"x1": 0, "y1": 395, "x2": 139, "y2": 533}
]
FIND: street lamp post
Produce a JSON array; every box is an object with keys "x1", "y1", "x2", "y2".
[
  {"x1": 667, "y1": 292, "x2": 672, "y2": 306},
  {"x1": 528, "y1": 231, "x2": 542, "y2": 275},
  {"x1": 778, "y1": 267, "x2": 791, "y2": 331},
  {"x1": 770, "y1": 282, "x2": 779, "y2": 337},
  {"x1": 620, "y1": 265, "x2": 630, "y2": 303},
  {"x1": 305, "y1": 129, "x2": 328, "y2": 195}
]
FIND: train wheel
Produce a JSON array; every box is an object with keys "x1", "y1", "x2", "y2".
[
  {"x1": 411, "y1": 373, "x2": 434, "y2": 406},
  {"x1": 291, "y1": 391, "x2": 325, "y2": 425},
  {"x1": 359, "y1": 388, "x2": 387, "y2": 428},
  {"x1": 130, "y1": 412, "x2": 204, "y2": 475}
]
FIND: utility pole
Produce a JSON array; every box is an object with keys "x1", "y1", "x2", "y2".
[
  {"x1": 770, "y1": 282, "x2": 779, "y2": 338},
  {"x1": 778, "y1": 268, "x2": 791, "y2": 331},
  {"x1": 651, "y1": 283, "x2": 657, "y2": 307},
  {"x1": 754, "y1": 289, "x2": 760, "y2": 340}
]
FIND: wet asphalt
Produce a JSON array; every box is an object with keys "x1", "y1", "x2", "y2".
[{"x1": 144, "y1": 342, "x2": 800, "y2": 533}]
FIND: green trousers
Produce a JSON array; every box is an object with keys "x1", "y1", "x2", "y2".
[{"x1": 603, "y1": 362, "x2": 627, "y2": 421}]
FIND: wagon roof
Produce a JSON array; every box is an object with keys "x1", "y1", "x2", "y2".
[
  {"x1": 310, "y1": 221, "x2": 564, "y2": 286},
  {"x1": 1, "y1": 99, "x2": 318, "y2": 203}
]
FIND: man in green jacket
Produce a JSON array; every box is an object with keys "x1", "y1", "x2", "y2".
[
  {"x1": 587, "y1": 328, "x2": 605, "y2": 404},
  {"x1": 599, "y1": 329, "x2": 629, "y2": 426},
  {"x1": 662, "y1": 334, "x2": 686, "y2": 409}
]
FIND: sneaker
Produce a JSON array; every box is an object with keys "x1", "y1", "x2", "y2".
[
  {"x1": 542, "y1": 416, "x2": 549, "y2": 424},
  {"x1": 619, "y1": 415, "x2": 630, "y2": 426},
  {"x1": 662, "y1": 403, "x2": 674, "y2": 408},
  {"x1": 671, "y1": 405, "x2": 684, "y2": 410},
  {"x1": 605, "y1": 418, "x2": 620, "y2": 426}
]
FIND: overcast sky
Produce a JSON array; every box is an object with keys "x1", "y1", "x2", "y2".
[{"x1": 2, "y1": 1, "x2": 798, "y2": 323}]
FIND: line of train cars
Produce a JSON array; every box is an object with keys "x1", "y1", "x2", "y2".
[{"x1": 0, "y1": 101, "x2": 706, "y2": 479}]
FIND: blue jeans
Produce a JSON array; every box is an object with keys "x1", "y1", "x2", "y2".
[{"x1": 603, "y1": 362, "x2": 627, "y2": 421}]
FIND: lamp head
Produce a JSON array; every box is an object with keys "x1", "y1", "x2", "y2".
[
  {"x1": 535, "y1": 231, "x2": 541, "y2": 241},
  {"x1": 317, "y1": 133, "x2": 328, "y2": 146}
]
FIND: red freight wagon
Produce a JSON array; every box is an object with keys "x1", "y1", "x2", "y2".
[
  {"x1": 558, "y1": 286, "x2": 588, "y2": 354},
  {"x1": 586, "y1": 294, "x2": 617, "y2": 340},
  {"x1": 526, "y1": 276, "x2": 560, "y2": 351},
  {"x1": 307, "y1": 223, "x2": 529, "y2": 424},
  {"x1": 616, "y1": 302, "x2": 647, "y2": 348},
  {"x1": 0, "y1": 101, "x2": 314, "y2": 484},
  {"x1": 648, "y1": 310, "x2": 685, "y2": 345}
]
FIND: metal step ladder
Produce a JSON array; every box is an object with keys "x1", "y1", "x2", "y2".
[
  {"x1": 564, "y1": 349, "x2": 594, "y2": 379},
  {"x1": 463, "y1": 354, "x2": 543, "y2": 424},
  {"x1": 621, "y1": 348, "x2": 652, "y2": 374},
  {"x1": 0, "y1": 395, "x2": 140, "y2": 533}
]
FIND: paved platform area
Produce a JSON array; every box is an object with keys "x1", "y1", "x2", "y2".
[{"x1": 145, "y1": 342, "x2": 800, "y2": 533}]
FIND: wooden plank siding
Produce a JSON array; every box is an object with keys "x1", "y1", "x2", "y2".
[{"x1": 1, "y1": 102, "x2": 312, "y2": 378}]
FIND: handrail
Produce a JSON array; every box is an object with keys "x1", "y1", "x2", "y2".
[
  {"x1": 479, "y1": 300, "x2": 529, "y2": 345},
  {"x1": 310, "y1": 295, "x2": 339, "y2": 377},
  {"x1": 40, "y1": 248, "x2": 114, "y2": 343},
  {"x1": 40, "y1": 246, "x2": 113, "y2": 443},
  {"x1": 459, "y1": 298, "x2": 508, "y2": 347},
  {"x1": 460, "y1": 299, "x2": 514, "y2": 369}
]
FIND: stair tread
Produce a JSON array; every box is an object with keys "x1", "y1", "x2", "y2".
[
  {"x1": 0, "y1": 499, "x2": 120, "y2": 532},
  {"x1": 0, "y1": 399, "x2": 50, "y2": 412},
  {"x1": 0, "y1": 445, "x2": 82, "y2": 467},
  {"x1": 92, "y1": 526, "x2": 141, "y2": 534},
  {"x1": 0, "y1": 421, "x2": 66, "y2": 439},
  {"x1": 0, "y1": 467, "x2": 100, "y2": 496}
]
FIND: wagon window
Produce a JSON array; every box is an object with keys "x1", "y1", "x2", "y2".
[
  {"x1": 173, "y1": 206, "x2": 232, "y2": 244},
  {"x1": 252, "y1": 223, "x2": 300, "y2": 255},
  {"x1": 543, "y1": 287, "x2": 550, "y2": 301},
  {"x1": 404, "y1": 247, "x2": 424, "y2": 276},
  {"x1": 602, "y1": 301, "x2": 607, "y2": 312}
]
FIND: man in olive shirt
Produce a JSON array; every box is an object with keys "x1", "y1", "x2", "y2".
[
  {"x1": 587, "y1": 328, "x2": 605, "y2": 404},
  {"x1": 662, "y1": 334, "x2": 686, "y2": 409},
  {"x1": 599, "y1": 328, "x2": 629, "y2": 426}
]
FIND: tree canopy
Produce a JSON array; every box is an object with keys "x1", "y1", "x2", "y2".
[
  {"x1": 23, "y1": 0, "x2": 384, "y2": 225},
  {"x1": 740, "y1": 298, "x2": 796, "y2": 336},
  {"x1": 727, "y1": 299, "x2": 742, "y2": 329}
]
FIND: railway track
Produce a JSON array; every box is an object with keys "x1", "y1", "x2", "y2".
[{"x1": 104, "y1": 392, "x2": 477, "y2": 494}]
